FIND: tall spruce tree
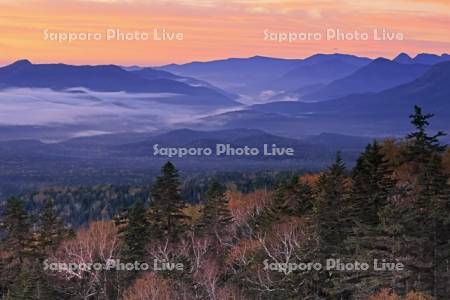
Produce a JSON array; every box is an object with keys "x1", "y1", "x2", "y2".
[
  {"x1": 341, "y1": 141, "x2": 399, "y2": 298},
  {"x1": 250, "y1": 176, "x2": 314, "y2": 234},
  {"x1": 404, "y1": 105, "x2": 446, "y2": 165},
  {"x1": 119, "y1": 201, "x2": 151, "y2": 265},
  {"x1": 8, "y1": 261, "x2": 55, "y2": 300},
  {"x1": 313, "y1": 153, "x2": 353, "y2": 298},
  {"x1": 314, "y1": 153, "x2": 350, "y2": 253},
  {"x1": 0, "y1": 198, "x2": 32, "y2": 263},
  {"x1": 384, "y1": 106, "x2": 449, "y2": 297},
  {"x1": 350, "y1": 141, "x2": 394, "y2": 227},
  {"x1": 0, "y1": 198, "x2": 33, "y2": 298},
  {"x1": 149, "y1": 161, "x2": 188, "y2": 241},
  {"x1": 197, "y1": 181, "x2": 233, "y2": 238},
  {"x1": 36, "y1": 199, "x2": 73, "y2": 256},
  {"x1": 115, "y1": 200, "x2": 152, "y2": 291}
]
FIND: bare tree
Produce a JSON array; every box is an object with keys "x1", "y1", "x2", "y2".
[{"x1": 48, "y1": 221, "x2": 121, "y2": 300}]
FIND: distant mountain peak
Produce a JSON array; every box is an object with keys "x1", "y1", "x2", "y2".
[
  {"x1": 396, "y1": 52, "x2": 411, "y2": 58},
  {"x1": 414, "y1": 53, "x2": 438, "y2": 59},
  {"x1": 412, "y1": 53, "x2": 450, "y2": 65},
  {"x1": 9, "y1": 59, "x2": 32, "y2": 67},
  {"x1": 250, "y1": 55, "x2": 270, "y2": 59},
  {"x1": 393, "y1": 53, "x2": 413, "y2": 64},
  {"x1": 372, "y1": 57, "x2": 393, "y2": 64}
]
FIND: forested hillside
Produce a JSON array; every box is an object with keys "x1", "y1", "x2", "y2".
[{"x1": 0, "y1": 106, "x2": 449, "y2": 299}]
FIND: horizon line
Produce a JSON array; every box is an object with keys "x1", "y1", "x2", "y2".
[{"x1": 2, "y1": 51, "x2": 450, "y2": 68}]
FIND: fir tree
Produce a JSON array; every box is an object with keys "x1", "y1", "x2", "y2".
[
  {"x1": 8, "y1": 267, "x2": 37, "y2": 300},
  {"x1": 149, "y1": 161, "x2": 189, "y2": 240},
  {"x1": 119, "y1": 201, "x2": 151, "y2": 265},
  {"x1": 0, "y1": 198, "x2": 32, "y2": 263},
  {"x1": 342, "y1": 141, "x2": 399, "y2": 298},
  {"x1": 314, "y1": 153, "x2": 350, "y2": 253},
  {"x1": 9, "y1": 261, "x2": 55, "y2": 300},
  {"x1": 313, "y1": 153, "x2": 352, "y2": 298},
  {"x1": 250, "y1": 176, "x2": 313, "y2": 234},
  {"x1": 0, "y1": 198, "x2": 33, "y2": 298},
  {"x1": 36, "y1": 199, "x2": 73, "y2": 256},
  {"x1": 115, "y1": 200, "x2": 152, "y2": 290},
  {"x1": 384, "y1": 106, "x2": 449, "y2": 297},
  {"x1": 197, "y1": 181, "x2": 233, "y2": 238},
  {"x1": 350, "y1": 141, "x2": 394, "y2": 227},
  {"x1": 404, "y1": 105, "x2": 446, "y2": 165}
]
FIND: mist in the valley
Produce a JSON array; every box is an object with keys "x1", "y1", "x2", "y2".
[{"x1": 0, "y1": 88, "x2": 244, "y2": 141}]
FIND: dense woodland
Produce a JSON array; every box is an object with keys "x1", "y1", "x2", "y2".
[{"x1": 0, "y1": 106, "x2": 449, "y2": 299}]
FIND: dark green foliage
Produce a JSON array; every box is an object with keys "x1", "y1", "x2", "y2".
[
  {"x1": 118, "y1": 201, "x2": 151, "y2": 265},
  {"x1": 8, "y1": 261, "x2": 56, "y2": 300},
  {"x1": 312, "y1": 153, "x2": 353, "y2": 298},
  {"x1": 115, "y1": 200, "x2": 152, "y2": 289},
  {"x1": 197, "y1": 181, "x2": 233, "y2": 238},
  {"x1": 9, "y1": 266, "x2": 39, "y2": 300},
  {"x1": 314, "y1": 153, "x2": 350, "y2": 253},
  {"x1": 16, "y1": 171, "x2": 301, "y2": 228},
  {"x1": 350, "y1": 141, "x2": 394, "y2": 227},
  {"x1": 0, "y1": 198, "x2": 32, "y2": 262},
  {"x1": 183, "y1": 170, "x2": 303, "y2": 203},
  {"x1": 0, "y1": 198, "x2": 62, "y2": 299},
  {"x1": 341, "y1": 142, "x2": 399, "y2": 298},
  {"x1": 378, "y1": 106, "x2": 449, "y2": 298},
  {"x1": 149, "y1": 162, "x2": 189, "y2": 240},
  {"x1": 399, "y1": 107, "x2": 449, "y2": 298},
  {"x1": 36, "y1": 199, "x2": 74, "y2": 255},
  {"x1": 0, "y1": 198, "x2": 33, "y2": 297},
  {"x1": 20, "y1": 185, "x2": 151, "y2": 228},
  {"x1": 404, "y1": 105, "x2": 446, "y2": 164},
  {"x1": 250, "y1": 176, "x2": 314, "y2": 234}
]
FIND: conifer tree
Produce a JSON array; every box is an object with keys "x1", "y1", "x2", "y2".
[
  {"x1": 404, "y1": 105, "x2": 446, "y2": 165},
  {"x1": 9, "y1": 261, "x2": 55, "y2": 300},
  {"x1": 381, "y1": 106, "x2": 449, "y2": 297},
  {"x1": 341, "y1": 141, "x2": 398, "y2": 298},
  {"x1": 36, "y1": 199, "x2": 73, "y2": 256},
  {"x1": 149, "y1": 161, "x2": 189, "y2": 241},
  {"x1": 0, "y1": 198, "x2": 32, "y2": 262},
  {"x1": 314, "y1": 153, "x2": 350, "y2": 253},
  {"x1": 250, "y1": 175, "x2": 313, "y2": 234},
  {"x1": 119, "y1": 201, "x2": 151, "y2": 265},
  {"x1": 0, "y1": 198, "x2": 33, "y2": 298},
  {"x1": 114, "y1": 200, "x2": 152, "y2": 291},
  {"x1": 313, "y1": 153, "x2": 352, "y2": 298},
  {"x1": 197, "y1": 181, "x2": 233, "y2": 238},
  {"x1": 249, "y1": 181, "x2": 290, "y2": 233},
  {"x1": 350, "y1": 141, "x2": 394, "y2": 227},
  {"x1": 9, "y1": 267, "x2": 37, "y2": 300}
]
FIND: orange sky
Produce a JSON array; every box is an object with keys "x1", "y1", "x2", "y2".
[{"x1": 0, "y1": 0, "x2": 449, "y2": 66}]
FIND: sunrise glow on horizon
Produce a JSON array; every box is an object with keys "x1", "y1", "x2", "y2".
[{"x1": 0, "y1": 0, "x2": 449, "y2": 66}]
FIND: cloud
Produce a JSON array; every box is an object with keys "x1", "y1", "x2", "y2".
[{"x1": 0, "y1": 88, "x2": 221, "y2": 132}]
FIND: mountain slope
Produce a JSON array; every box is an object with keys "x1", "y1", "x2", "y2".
[
  {"x1": 131, "y1": 67, "x2": 238, "y2": 99},
  {"x1": 277, "y1": 53, "x2": 371, "y2": 88},
  {"x1": 158, "y1": 56, "x2": 303, "y2": 95},
  {"x1": 0, "y1": 60, "x2": 238, "y2": 106},
  {"x1": 393, "y1": 53, "x2": 414, "y2": 64},
  {"x1": 158, "y1": 54, "x2": 372, "y2": 98},
  {"x1": 302, "y1": 58, "x2": 430, "y2": 101},
  {"x1": 116, "y1": 128, "x2": 364, "y2": 161},
  {"x1": 256, "y1": 60, "x2": 450, "y2": 116},
  {"x1": 393, "y1": 53, "x2": 450, "y2": 65},
  {"x1": 193, "y1": 61, "x2": 450, "y2": 136},
  {"x1": 413, "y1": 53, "x2": 450, "y2": 65}
]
